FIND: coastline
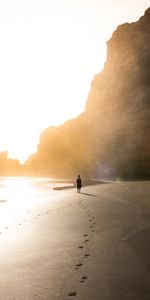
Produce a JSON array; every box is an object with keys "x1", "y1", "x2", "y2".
[{"x1": 53, "y1": 179, "x2": 105, "y2": 190}]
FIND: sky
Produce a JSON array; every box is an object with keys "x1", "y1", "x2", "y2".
[{"x1": 0, "y1": 0, "x2": 149, "y2": 163}]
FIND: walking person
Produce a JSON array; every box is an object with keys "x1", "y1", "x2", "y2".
[{"x1": 76, "y1": 175, "x2": 82, "y2": 193}]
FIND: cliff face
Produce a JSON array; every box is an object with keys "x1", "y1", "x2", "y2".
[
  {"x1": 26, "y1": 8, "x2": 150, "y2": 178},
  {"x1": 84, "y1": 7, "x2": 150, "y2": 178}
]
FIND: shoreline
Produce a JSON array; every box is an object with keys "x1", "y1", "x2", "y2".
[{"x1": 52, "y1": 179, "x2": 107, "y2": 190}]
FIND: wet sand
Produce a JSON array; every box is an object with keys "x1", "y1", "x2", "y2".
[{"x1": 0, "y1": 181, "x2": 150, "y2": 299}]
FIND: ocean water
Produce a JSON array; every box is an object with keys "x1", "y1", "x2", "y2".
[{"x1": 0, "y1": 177, "x2": 73, "y2": 228}]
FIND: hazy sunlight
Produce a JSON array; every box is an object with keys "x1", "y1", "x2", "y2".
[
  {"x1": 0, "y1": 177, "x2": 52, "y2": 226},
  {"x1": 0, "y1": 0, "x2": 149, "y2": 163}
]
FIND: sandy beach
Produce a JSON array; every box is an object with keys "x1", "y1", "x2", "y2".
[{"x1": 0, "y1": 180, "x2": 150, "y2": 300}]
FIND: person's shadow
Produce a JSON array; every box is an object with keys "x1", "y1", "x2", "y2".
[{"x1": 81, "y1": 192, "x2": 97, "y2": 197}]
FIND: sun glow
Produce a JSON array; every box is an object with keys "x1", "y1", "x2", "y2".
[
  {"x1": 0, "y1": 177, "x2": 35, "y2": 226},
  {"x1": 0, "y1": 177, "x2": 52, "y2": 225},
  {"x1": 0, "y1": 15, "x2": 106, "y2": 163},
  {"x1": 0, "y1": 0, "x2": 148, "y2": 163}
]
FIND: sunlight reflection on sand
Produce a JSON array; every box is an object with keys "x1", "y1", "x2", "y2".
[{"x1": 0, "y1": 177, "x2": 54, "y2": 227}]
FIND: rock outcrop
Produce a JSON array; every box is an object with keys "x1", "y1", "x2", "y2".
[{"x1": 26, "y1": 8, "x2": 150, "y2": 179}]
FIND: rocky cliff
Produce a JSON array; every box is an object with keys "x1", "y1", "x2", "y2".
[{"x1": 26, "y1": 8, "x2": 150, "y2": 179}]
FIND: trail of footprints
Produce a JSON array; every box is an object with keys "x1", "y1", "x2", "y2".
[
  {"x1": 68, "y1": 199, "x2": 96, "y2": 298},
  {"x1": 0, "y1": 204, "x2": 60, "y2": 234},
  {"x1": 0, "y1": 195, "x2": 96, "y2": 300}
]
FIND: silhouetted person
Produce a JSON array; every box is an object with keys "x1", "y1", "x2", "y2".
[{"x1": 76, "y1": 175, "x2": 82, "y2": 193}]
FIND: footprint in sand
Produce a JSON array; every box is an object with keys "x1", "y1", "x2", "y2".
[
  {"x1": 77, "y1": 263, "x2": 83, "y2": 267},
  {"x1": 78, "y1": 246, "x2": 84, "y2": 249},
  {"x1": 74, "y1": 263, "x2": 83, "y2": 269},
  {"x1": 83, "y1": 234, "x2": 88, "y2": 237},
  {"x1": 84, "y1": 254, "x2": 90, "y2": 258},
  {"x1": 84, "y1": 239, "x2": 89, "y2": 243},
  {"x1": 68, "y1": 291, "x2": 77, "y2": 297},
  {"x1": 80, "y1": 276, "x2": 88, "y2": 283}
]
